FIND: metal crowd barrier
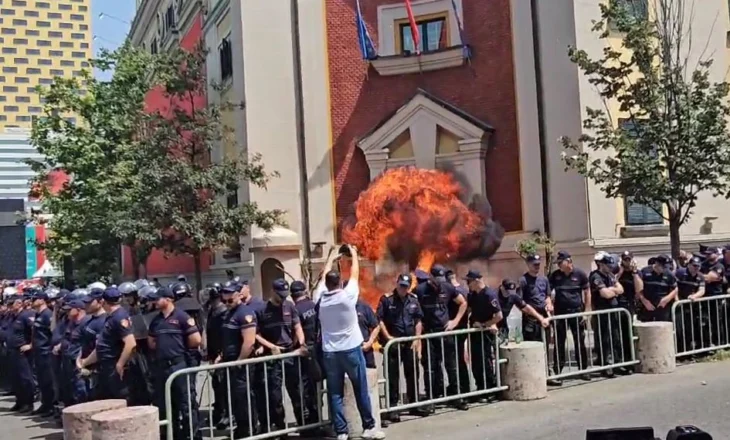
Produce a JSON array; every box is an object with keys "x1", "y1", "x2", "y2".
[
  {"x1": 163, "y1": 351, "x2": 328, "y2": 440},
  {"x1": 381, "y1": 328, "x2": 508, "y2": 414},
  {"x1": 672, "y1": 294, "x2": 730, "y2": 358},
  {"x1": 541, "y1": 308, "x2": 638, "y2": 381}
]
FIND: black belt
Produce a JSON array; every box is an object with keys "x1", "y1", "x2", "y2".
[{"x1": 157, "y1": 356, "x2": 186, "y2": 367}]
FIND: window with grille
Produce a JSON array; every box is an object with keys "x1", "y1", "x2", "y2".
[
  {"x1": 620, "y1": 119, "x2": 664, "y2": 226},
  {"x1": 219, "y1": 35, "x2": 232, "y2": 81}
]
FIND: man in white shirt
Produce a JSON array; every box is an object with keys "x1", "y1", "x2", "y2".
[{"x1": 315, "y1": 245, "x2": 385, "y2": 440}]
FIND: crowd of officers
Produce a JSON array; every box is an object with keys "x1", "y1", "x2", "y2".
[{"x1": 0, "y1": 242, "x2": 726, "y2": 438}]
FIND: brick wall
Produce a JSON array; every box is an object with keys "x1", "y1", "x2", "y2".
[{"x1": 326, "y1": 0, "x2": 523, "y2": 237}]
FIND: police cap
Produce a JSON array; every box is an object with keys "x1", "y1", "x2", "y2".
[
  {"x1": 464, "y1": 269, "x2": 482, "y2": 281},
  {"x1": 289, "y1": 280, "x2": 307, "y2": 297},
  {"x1": 397, "y1": 273, "x2": 412, "y2": 287},
  {"x1": 102, "y1": 287, "x2": 122, "y2": 301},
  {"x1": 273, "y1": 278, "x2": 290, "y2": 298},
  {"x1": 430, "y1": 264, "x2": 447, "y2": 282},
  {"x1": 221, "y1": 280, "x2": 243, "y2": 294}
]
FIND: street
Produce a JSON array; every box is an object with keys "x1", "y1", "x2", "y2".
[{"x1": 0, "y1": 360, "x2": 727, "y2": 439}]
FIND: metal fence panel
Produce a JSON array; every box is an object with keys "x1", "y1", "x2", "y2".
[
  {"x1": 381, "y1": 328, "x2": 508, "y2": 414},
  {"x1": 672, "y1": 294, "x2": 730, "y2": 358},
  {"x1": 541, "y1": 308, "x2": 639, "y2": 381}
]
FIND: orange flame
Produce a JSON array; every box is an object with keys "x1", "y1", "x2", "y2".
[{"x1": 343, "y1": 167, "x2": 504, "y2": 275}]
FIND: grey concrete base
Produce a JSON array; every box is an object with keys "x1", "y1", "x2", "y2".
[
  {"x1": 343, "y1": 369, "x2": 381, "y2": 438},
  {"x1": 62, "y1": 399, "x2": 127, "y2": 440},
  {"x1": 500, "y1": 341, "x2": 548, "y2": 401},
  {"x1": 90, "y1": 406, "x2": 159, "y2": 440},
  {"x1": 635, "y1": 321, "x2": 676, "y2": 374}
]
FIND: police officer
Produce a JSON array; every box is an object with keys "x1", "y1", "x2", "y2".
[
  {"x1": 256, "y1": 279, "x2": 316, "y2": 433},
  {"x1": 616, "y1": 251, "x2": 642, "y2": 371},
  {"x1": 464, "y1": 270, "x2": 502, "y2": 399},
  {"x1": 7, "y1": 294, "x2": 35, "y2": 412},
  {"x1": 218, "y1": 281, "x2": 258, "y2": 438},
  {"x1": 78, "y1": 287, "x2": 137, "y2": 402},
  {"x1": 415, "y1": 264, "x2": 468, "y2": 410},
  {"x1": 700, "y1": 247, "x2": 725, "y2": 347},
  {"x1": 119, "y1": 282, "x2": 140, "y2": 314},
  {"x1": 356, "y1": 298, "x2": 380, "y2": 370},
  {"x1": 638, "y1": 254, "x2": 678, "y2": 322},
  {"x1": 497, "y1": 279, "x2": 549, "y2": 339},
  {"x1": 548, "y1": 251, "x2": 591, "y2": 383},
  {"x1": 589, "y1": 253, "x2": 624, "y2": 377},
  {"x1": 377, "y1": 273, "x2": 424, "y2": 420},
  {"x1": 148, "y1": 286, "x2": 202, "y2": 440},
  {"x1": 31, "y1": 290, "x2": 55, "y2": 416},
  {"x1": 204, "y1": 282, "x2": 229, "y2": 429},
  {"x1": 60, "y1": 300, "x2": 91, "y2": 406},
  {"x1": 79, "y1": 289, "x2": 104, "y2": 399},
  {"x1": 119, "y1": 282, "x2": 153, "y2": 406},
  {"x1": 675, "y1": 256, "x2": 705, "y2": 353},
  {"x1": 519, "y1": 254, "x2": 552, "y2": 341},
  {"x1": 445, "y1": 269, "x2": 469, "y2": 399}
]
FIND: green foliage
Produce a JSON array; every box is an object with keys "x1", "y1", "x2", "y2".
[
  {"x1": 560, "y1": 0, "x2": 730, "y2": 256},
  {"x1": 515, "y1": 233, "x2": 555, "y2": 275}
]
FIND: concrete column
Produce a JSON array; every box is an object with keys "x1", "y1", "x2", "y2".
[
  {"x1": 91, "y1": 406, "x2": 159, "y2": 440},
  {"x1": 500, "y1": 341, "x2": 548, "y2": 401},
  {"x1": 343, "y1": 369, "x2": 381, "y2": 438},
  {"x1": 635, "y1": 322, "x2": 676, "y2": 374},
  {"x1": 62, "y1": 399, "x2": 127, "y2": 440}
]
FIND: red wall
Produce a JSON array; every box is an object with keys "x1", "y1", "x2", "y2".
[
  {"x1": 326, "y1": 0, "x2": 523, "y2": 236},
  {"x1": 123, "y1": 12, "x2": 211, "y2": 278}
]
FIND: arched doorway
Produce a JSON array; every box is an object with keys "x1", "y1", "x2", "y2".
[{"x1": 260, "y1": 258, "x2": 285, "y2": 302}]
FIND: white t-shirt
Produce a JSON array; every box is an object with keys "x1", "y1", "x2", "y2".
[{"x1": 315, "y1": 280, "x2": 363, "y2": 353}]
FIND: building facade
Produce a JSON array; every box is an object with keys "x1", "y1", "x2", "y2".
[
  {"x1": 130, "y1": 0, "x2": 730, "y2": 292},
  {"x1": 0, "y1": 0, "x2": 92, "y2": 129}
]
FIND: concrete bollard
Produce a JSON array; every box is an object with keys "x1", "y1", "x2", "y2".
[
  {"x1": 62, "y1": 399, "x2": 127, "y2": 440},
  {"x1": 343, "y1": 369, "x2": 381, "y2": 438},
  {"x1": 635, "y1": 321, "x2": 676, "y2": 374},
  {"x1": 500, "y1": 341, "x2": 548, "y2": 401},
  {"x1": 90, "y1": 406, "x2": 159, "y2": 440}
]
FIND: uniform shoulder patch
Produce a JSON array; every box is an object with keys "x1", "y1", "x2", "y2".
[
  {"x1": 244, "y1": 315, "x2": 253, "y2": 323},
  {"x1": 120, "y1": 319, "x2": 130, "y2": 328},
  {"x1": 187, "y1": 318, "x2": 196, "y2": 326}
]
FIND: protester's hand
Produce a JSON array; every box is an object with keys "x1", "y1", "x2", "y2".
[
  {"x1": 347, "y1": 244, "x2": 358, "y2": 256},
  {"x1": 115, "y1": 362, "x2": 125, "y2": 379},
  {"x1": 445, "y1": 320, "x2": 457, "y2": 331},
  {"x1": 20, "y1": 344, "x2": 30, "y2": 353}
]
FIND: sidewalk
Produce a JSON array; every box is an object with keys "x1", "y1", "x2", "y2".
[{"x1": 0, "y1": 397, "x2": 62, "y2": 440}]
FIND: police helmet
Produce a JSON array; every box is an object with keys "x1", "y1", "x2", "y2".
[
  {"x1": 133, "y1": 279, "x2": 150, "y2": 290},
  {"x1": 198, "y1": 282, "x2": 221, "y2": 304},
  {"x1": 70, "y1": 288, "x2": 88, "y2": 298},
  {"x1": 44, "y1": 287, "x2": 61, "y2": 300},
  {"x1": 88, "y1": 281, "x2": 107, "y2": 291},
  {"x1": 118, "y1": 282, "x2": 138, "y2": 297},
  {"x1": 138, "y1": 285, "x2": 159, "y2": 304},
  {"x1": 171, "y1": 281, "x2": 192, "y2": 300}
]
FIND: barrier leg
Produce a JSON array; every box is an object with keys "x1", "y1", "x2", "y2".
[
  {"x1": 635, "y1": 322, "x2": 676, "y2": 374},
  {"x1": 91, "y1": 406, "x2": 159, "y2": 440},
  {"x1": 499, "y1": 341, "x2": 547, "y2": 401},
  {"x1": 62, "y1": 399, "x2": 127, "y2": 440}
]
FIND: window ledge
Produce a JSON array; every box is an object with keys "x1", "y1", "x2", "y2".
[
  {"x1": 371, "y1": 45, "x2": 469, "y2": 76},
  {"x1": 620, "y1": 224, "x2": 669, "y2": 238}
]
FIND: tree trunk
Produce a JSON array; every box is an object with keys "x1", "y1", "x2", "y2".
[
  {"x1": 669, "y1": 215, "x2": 681, "y2": 260},
  {"x1": 130, "y1": 249, "x2": 140, "y2": 280},
  {"x1": 193, "y1": 250, "x2": 203, "y2": 293}
]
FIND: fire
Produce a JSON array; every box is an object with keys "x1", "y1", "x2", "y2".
[{"x1": 343, "y1": 167, "x2": 504, "y2": 273}]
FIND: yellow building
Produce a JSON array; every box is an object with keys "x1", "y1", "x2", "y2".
[{"x1": 0, "y1": 0, "x2": 92, "y2": 128}]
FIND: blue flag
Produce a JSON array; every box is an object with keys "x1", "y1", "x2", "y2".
[{"x1": 356, "y1": 0, "x2": 377, "y2": 60}]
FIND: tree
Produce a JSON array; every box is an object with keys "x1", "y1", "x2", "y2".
[
  {"x1": 29, "y1": 44, "x2": 161, "y2": 281},
  {"x1": 139, "y1": 45, "x2": 283, "y2": 291},
  {"x1": 560, "y1": 0, "x2": 730, "y2": 257}
]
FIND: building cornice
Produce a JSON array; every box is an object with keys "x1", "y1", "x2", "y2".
[
  {"x1": 203, "y1": 0, "x2": 230, "y2": 33},
  {"x1": 129, "y1": 0, "x2": 202, "y2": 47},
  {"x1": 129, "y1": 0, "x2": 156, "y2": 45}
]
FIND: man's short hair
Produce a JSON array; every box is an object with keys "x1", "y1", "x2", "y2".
[{"x1": 325, "y1": 270, "x2": 342, "y2": 291}]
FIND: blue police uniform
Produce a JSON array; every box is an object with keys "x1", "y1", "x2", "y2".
[
  {"x1": 219, "y1": 283, "x2": 258, "y2": 438},
  {"x1": 356, "y1": 300, "x2": 378, "y2": 369},
  {"x1": 589, "y1": 269, "x2": 623, "y2": 367},
  {"x1": 7, "y1": 305, "x2": 35, "y2": 409},
  {"x1": 205, "y1": 296, "x2": 229, "y2": 426},
  {"x1": 519, "y1": 272, "x2": 550, "y2": 341},
  {"x1": 62, "y1": 301, "x2": 91, "y2": 405},
  {"x1": 291, "y1": 283, "x2": 323, "y2": 430},
  {"x1": 549, "y1": 257, "x2": 590, "y2": 374},
  {"x1": 415, "y1": 268, "x2": 460, "y2": 401},
  {"x1": 256, "y1": 280, "x2": 318, "y2": 432},
  {"x1": 80, "y1": 293, "x2": 106, "y2": 397},
  {"x1": 467, "y1": 286, "x2": 500, "y2": 391},
  {"x1": 449, "y1": 281, "x2": 470, "y2": 396},
  {"x1": 701, "y1": 257, "x2": 725, "y2": 347},
  {"x1": 640, "y1": 264, "x2": 677, "y2": 322},
  {"x1": 675, "y1": 264, "x2": 704, "y2": 352},
  {"x1": 377, "y1": 283, "x2": 422, "y2": 411},
  {"x1": 149, "y1": 288, "x2": 201, "y2": 440},
  {"x1": 32, "y1": 300, "x2": 55, "y2": 413},
  {"x1": 94, "y1": 289, "x2": 133, "y2": 401},
  {"x1": 53, "y1": 312, "x2": 70, "y2": 412}
]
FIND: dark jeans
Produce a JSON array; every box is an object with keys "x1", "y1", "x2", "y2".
[
  {"x1": 34, "y1": 352, "x2": 55, "y2": 409},
  {"x1": 154, "y1": 358, "x2": 200, "y2": 440},
  {"x1": 8, "y1": 349, "x2": 33, "y2": 405},
  {"x1": 469, "y1": 331, "x2": 495, "y2": 391},
  {"x1": 553, "y1": 311, "x2": 589, "y2": 374},
  {"x1": 384, "y1": 343, "x2": 418, "y2": 407},
  {"x1": 262, "y1": 356, "x2": 318, "y2": 431},
  {"x1": 421, "y1": 332, "x2": 457, "y2": 399},
  {"x1": 95, "y1": 361, "x2": 129, "y2": 401},
  {"x1": 322, "y1": 346, "x2": 375, "y2": 435}
]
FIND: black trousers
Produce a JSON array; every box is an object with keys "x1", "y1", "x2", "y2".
[
  {"x1": 126, "y1": 350, "x2": 154, "y2": 405},
  {"x1": 8, "y1": 349, "x2": 33, "y2": 406},
  {"x1": 384, "y1": 343, "x2": 418, "y2": 407},
  {"x1": 523, "y1": 308, "x2": 546, "y2": 342},
  {"x1": 593, "y1": 310, "x2": 621, "y2": 366},
  {"x1": 211, "y1": 368, "x2": 229, "y2": 421},
  {"x1": 469, "y1": 331, "x2": 495, "y2": 391},
  {"x1": 34, "y1": 352, "x2": 55, "y2": 409},
  {"x1": 225, "y1": 361, "x2": 257, "y2": 438},
  {"x1": 95, "y1": 361, "x2": 129, "y2": 402},
  {"x1": 639, "y1": 303, "x2": 672, "y2": 322},
  {"x1": 154, "y1": 358, "x2": 200, "y2": 440},
  {"x1": 702, "y1": 298, "x2": 727, "y2": 347},
  {"x1": 262, "y1": 356, "x2": 318, "y2": 431},
  {"x1": 675, "y1": 303, "x2": 702, "y2": 353},
  {"x1": 553, "y1": 311, "x2": 589, "y2": 374},
  {"x1": 421, "y1": 332, "x2": 457, "y2": 399}
]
